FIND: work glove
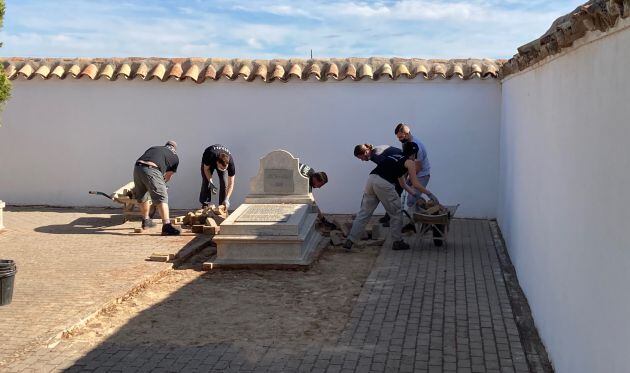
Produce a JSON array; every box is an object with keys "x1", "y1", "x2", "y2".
[
  {"x1": 223, "y1": 198, "x2": 231, "y2": 209},
  {"x1": 207, "y1": 180, "x2": 218, "y2": 195},
  {"x1": 427, "y1": 192, "x2": 440, "y2": 204}
]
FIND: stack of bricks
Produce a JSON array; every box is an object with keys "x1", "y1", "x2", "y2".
[
  {"x1": 174, "y1": 205, "x2": 228, "y2": 235},
  {"x1": 416, "y1": 199, "x2": 447, "y2": 215}
]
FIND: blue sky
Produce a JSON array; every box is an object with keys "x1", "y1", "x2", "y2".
[{"x1": 0, "y1": 0, "x2": 585, "y2": 59}]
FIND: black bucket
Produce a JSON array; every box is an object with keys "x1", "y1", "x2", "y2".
[{"x1": 0, "y1": 260, "x2": 16, "y2": 306}]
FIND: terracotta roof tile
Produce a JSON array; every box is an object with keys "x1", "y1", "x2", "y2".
[
  {"x1": 1, "y1": 57, "x2": 502, "y2": 83},
  {"x1": 503, "y1": 0, "x2": 630, "y2": 77}
]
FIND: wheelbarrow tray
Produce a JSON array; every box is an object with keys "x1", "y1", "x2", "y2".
[
  {"x1": 89, "y1": 181, "x2": 156, "y2": 221},
  {"x1": 412, "y1": 204, "x2": 460, "y2": 246},
  {"x1": 413, "y1": 205, "x2": 459, "y2": 225}
]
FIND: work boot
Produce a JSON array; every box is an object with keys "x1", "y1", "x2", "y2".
[
  {"x1": 161, "y1": 223, "x2": 181, "y2": 236},
  {"x1": 379, "y1": 213, "x2": 390, "y2": 224},
  {"x1": 342, "y1": 239, "x2": 353, "y2": 252},
  {"x1": 141, "y1": 218, "x2": 156, "y2": 229},
  {"x1": 392, "y1": 240, "x2": 410, "y2": 251}
]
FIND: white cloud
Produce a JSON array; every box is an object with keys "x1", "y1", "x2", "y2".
[{"x1": 0, "y1": 0, "x2": 586, "y2": 59}]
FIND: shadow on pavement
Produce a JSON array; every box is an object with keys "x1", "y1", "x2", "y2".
[{"x1": 34, "y1": 216, "x2": 136, "y2": 235}]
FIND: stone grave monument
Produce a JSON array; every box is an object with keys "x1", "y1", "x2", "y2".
[{"x1": 205, "y1": 150, "x2": 322, "y2": 268}]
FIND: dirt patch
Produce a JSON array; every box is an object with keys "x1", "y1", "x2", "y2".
[{"x1": 65, "y1": 244, "x2": 379, "y2": 348}]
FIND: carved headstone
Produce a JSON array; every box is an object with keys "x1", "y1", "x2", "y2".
[
  {"x1": 206, "y1": 150, "x2": 321, "y2": 269},
  {"x1": 246, "y1": 150, "x2": 312, "y2": 204}
]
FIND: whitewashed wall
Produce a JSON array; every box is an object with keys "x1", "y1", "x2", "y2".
[
  {"x1": 499, "y1": 19, "x2": 630, "y2": 373},
  {"x1": 0, "y1": 77, "x2": 500, "y2": 217}
]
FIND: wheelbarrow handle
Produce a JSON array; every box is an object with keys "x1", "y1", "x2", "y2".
[{"x1": 89, "y1": 190, "x2": 114, "y2": 200}]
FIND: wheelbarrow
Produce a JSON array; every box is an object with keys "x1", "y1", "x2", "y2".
[
  {"x1": 89, "y1": 181, "x2": 156, "y2": 222},
  {"x1": 413, "y1": 204, "x2": 459, "y2": 247}
]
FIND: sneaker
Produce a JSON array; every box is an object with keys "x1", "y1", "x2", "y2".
[
  {"x1": 142, "y1": 218, "x2": 156, "y2": 229},
  {"x1": 392, "y1": 240, "x2": 410, "y2": 251},
  {"x1": 342, "y1": 239, "x2": 353, "y2": 252},
  {"x1": 161, "y1": 223, "x2": 181, "y2": 236},
  {"x1": 378, "y1": 214, "x2": 390, "y2": 224},
  {"x1": 401, "y1": 223, "x2": 416, "y2": 234}
]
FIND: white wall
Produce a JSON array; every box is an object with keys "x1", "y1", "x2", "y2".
[
  {"x1": 499, "y1": 19, "x2": 630, "y2": 373},
  {"x1": 0, "y1": 77, "x2": 500, "y2": 217}
]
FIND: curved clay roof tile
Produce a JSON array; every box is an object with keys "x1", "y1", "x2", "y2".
[
  {"x1": 18, "y1": 63, "x2": 34, "y2": 78},
  {"x1": 79, "y1": 64, "x2": 98, "y2": 80},
  {"x1": 326, "y1": 63, "x2": 339, "y2": 79},
  {"x1": 308, "y1": 63, "x2": 322, "y2": 80},
  {"x1": 204, "y1": 65, "x2": 217, "y2": 80},
  {"x1": 34, "y1": 64, "x2": 51, "y2": 79},
  {"x1": 470, "y1": 63, "x2": 482, "y2": 76},
  {"x1": 150, "y1": 63, "x2": 166, "y2": 81},
  {"x1": 344, "y1": 63, "x2": 357, "y2": 80},
  {"x1": 485, "y1": 63, "x2": 499, "y2": 76},
  {"x1": 4, "y1": 64, "x2": 17, "y2": 78},
  {"x1": 1, "y1": 57, "x2": 505, "y2": 82},
  {"x1": 116, "y1": 63, "x2": 132, "y2": 79},
  {"x1": 237, "y1": 64, "x2": 251, "y2": 80},
  {"x1": 359, "y1": 63, "x2": 373, "y2": 79},
  {"x1": 99, "y1": 64, "x2": 115, "y2": 80},
  {"x1": 452, "y1": 64, "x2": 465, "y2": 79},
  {"x1": 379, "y1": 63, "x2": 393, "y2": 79},
  {"x1": 288, "y1": 63, "x2": 302, "y2": 79},
  {"x1": 394, "y1": 64, "x2": 410, "y2": 79},
  {"x1": 220, "y1": 64, "x2": 234, "y2": 79},
  {"x1": 184, "y1": 65, "x2": 200, "y2": 82},
  {"x1": 167, "y1": 63, "x2": 184, "y2": 80},
  {"x1": 254, "y1": 63, "x2": 268, "y2": 81},
  {"x1": 414, "y1": 63, "x2": 429, "y2": 79},
  {"x1": 136, "y1": 62, "x2": 149, "y2": 79},
  {"x1": 271, "y1": 64, "x2": 285, "y2": 81},
  {"x1": 50, "y1": 65, "x2": 65, "y2": 79}
]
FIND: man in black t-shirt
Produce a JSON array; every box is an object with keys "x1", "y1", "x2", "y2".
[
  {"x1": 132, "y1": 141, "x2": 181, "y2": 236},
  {"x1": 200, "y1": 144, "x2": 236, "y2": 209}
]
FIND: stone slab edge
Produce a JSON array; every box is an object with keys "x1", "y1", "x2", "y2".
[{"x1": 202, "y1": 233, "x2": 326, "y2": 271}]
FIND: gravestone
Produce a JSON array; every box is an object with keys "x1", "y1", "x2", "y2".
[
  {"x1": 206, "y1": 150, "x2": 322, "y2": 269},
  {"x1": 245, "y1": 149, "x2": 313, "y2": 204}
]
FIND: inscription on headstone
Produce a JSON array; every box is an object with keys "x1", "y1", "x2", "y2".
[
  {"x1": 236, "y1": 205, "x2": 297, "y2": 222},
  {"x1": 264, "y1": 169, "x2": 294, "y2": 194}
]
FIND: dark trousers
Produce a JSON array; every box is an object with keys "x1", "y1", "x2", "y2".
[{"x1": 199, "y1": 164, "x2": 228, "y2": 206}]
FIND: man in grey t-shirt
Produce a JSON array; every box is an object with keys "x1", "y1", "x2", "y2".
[{"x1": 395, "y1": 123, "x2": 431, "y2": 206}]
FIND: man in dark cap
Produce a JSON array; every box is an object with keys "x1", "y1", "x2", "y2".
[{"x1": 132, "y1": 140, "x2": 181, "y2": 236}]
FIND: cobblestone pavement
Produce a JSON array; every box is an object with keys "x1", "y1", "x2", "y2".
[
  {"x1": 0, "y1": 207, "x2": 195, "y2": 367},
  {"x1": 1, "y1": 217, "x2": 551, "y2": 372}
]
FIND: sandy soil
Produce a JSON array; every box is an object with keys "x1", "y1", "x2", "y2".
[{"x1": 65, "y1": 242, "x2": 380, "y2": 348}]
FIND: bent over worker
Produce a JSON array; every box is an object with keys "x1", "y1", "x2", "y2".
[
  {"x1": 395, "y1": 123, "x2": 432, "y2": 208},
  {"x1": 299, "y1": 163, "x2": 328, "y2": 191},
  {"x1": 132, "y1": 141, "x2": 181, "y2": 236},
  {"x1": 344, "y1": 142, "x2": 439, "y2": 251},
  {"x1": 354, "y1": 144, "x2": 404, "y2": 226},
  {"x1": 200, "y1": 144, "x2": 235, "y2": 209}
]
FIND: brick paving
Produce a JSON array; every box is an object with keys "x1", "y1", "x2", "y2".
[
  {"x1": 0, "y1": 215, "x2": 551, "y2": 372},
  {"x1": 0, "y1": 207, "x2": 195, "y2": 367}
]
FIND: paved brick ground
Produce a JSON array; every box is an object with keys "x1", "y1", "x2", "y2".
[
  {"x1": 0, "y1": 207, "x2": 195, "y2": 367},
  {"x1": 1, "y1": 216, "x2": 551, "y2": 372}
]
